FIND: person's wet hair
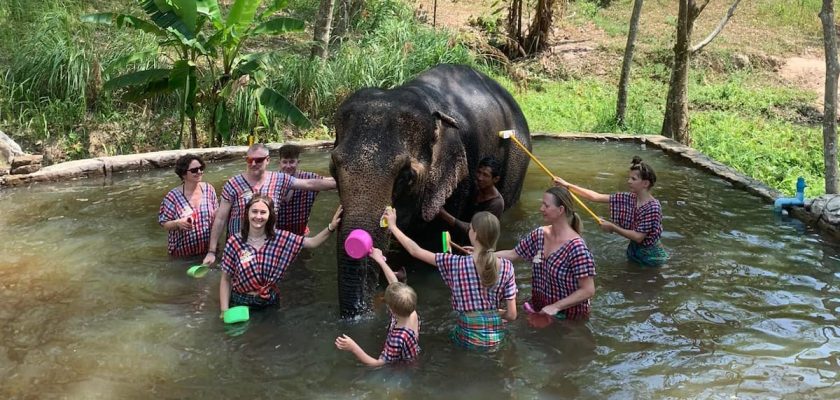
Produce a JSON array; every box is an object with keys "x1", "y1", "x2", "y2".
[
  {"x1": 174, "y1": 154, "x2": 205, "y2": 180},
  {"x1": 242, "y1": 194, "x2": 277, "y2": 240},
  {"x1": 546, "y1": 186, "x2": 583, "y2": 234},
  {"x1": 630, "y1": 156, "x2": 657, "y2": 188},
  {"x1": 478, "y1": 156, "x2": 502, "y2": 178}
]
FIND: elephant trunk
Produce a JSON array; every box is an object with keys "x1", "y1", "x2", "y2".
[{"x1": 336, "y1": 205, "x2": 391, "y2": 318}]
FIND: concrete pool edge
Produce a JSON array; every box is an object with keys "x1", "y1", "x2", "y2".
[
  {"x1": 0, "y1": 133, "x2": 826, "y2": 237},
  {"x1": 0, "y1": 139, "x2": 334, "y2": 187}
]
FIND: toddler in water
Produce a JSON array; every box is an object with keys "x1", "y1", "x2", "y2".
[{"x1": 335, "y1": 248, "x2": 420, "y2": 366}]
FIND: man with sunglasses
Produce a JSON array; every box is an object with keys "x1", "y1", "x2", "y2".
[{"x1": 202, "y1": 143, "x2": 336, "y2": 266}]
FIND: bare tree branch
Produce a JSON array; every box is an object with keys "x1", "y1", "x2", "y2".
[{"x1": 691, "y1": 0, "x2": 742, "y2": 54}]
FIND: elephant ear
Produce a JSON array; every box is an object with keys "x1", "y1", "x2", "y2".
[{"x1": 420, "y1": 111, "x2": 468, "y2": 221}]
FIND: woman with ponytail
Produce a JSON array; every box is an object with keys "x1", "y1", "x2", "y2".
[
  {"x1": 497, "y1": 186, "x2": 596, "y2": 320},
  {"x1": 383, "y1": 208, "x2": 517, "y2": 349},
  {"x1": 553, "y1": 156, "x2": 669, "y2": 267}
]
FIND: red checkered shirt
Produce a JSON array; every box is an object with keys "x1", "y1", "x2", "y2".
[
  {"x1": 434, "y1": 253, "x2": 517, "y2": 312},
  {"x1": 158, "y1": 183, "x2": 218, "y2": 256},
  {"x1": 609, "y1": 192, "x2": 663, "y2": 247},
  {"x1": 220, "y1": 230, "x2": 305, "y2": 296},
  {"x1": 222, "y1": 172, "x2": 295, "y2": 238},
  {"x1": 380, "y1": 312, "x2": 420, "y2": 363},
  {"x1": 514, "y1": 228, "x2": 596, "y2": 319},
  {"x1": 276, "y1": 171, "x2": 321, "y2": 235}
]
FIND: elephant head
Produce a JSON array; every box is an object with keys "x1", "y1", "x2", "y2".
[
  {"x1": 330, "y1": 64, "x2": 532, "y2": 318},
  {"x1": 330, "y1": 87, "x2": 470, "y2": 317}
]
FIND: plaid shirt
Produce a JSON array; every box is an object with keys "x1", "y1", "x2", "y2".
[
  {"x1": 380, "y1": 312, "x2": 420, "y2": 363},
  {"x1": 158, "y1": 183, "x2": 218, "y2": 256},
  {"x1": 276, "y1": 171, "x2": 321, "y2": 235},
  {"x1": 220, "y1": 230, "x2": 305, "y2": 296},
  {"x1": 514, "y1": 228, "x2": 596, "y2": 319},
  {"x1": 609, "y1": 192, "x2": 663, "y2": 247},
  {"x1": 222, "y1": 172, "x2": 296, "y2": 238},
  {"x1": 435, "y1": 253, "x2": 517, "y2": 312}
]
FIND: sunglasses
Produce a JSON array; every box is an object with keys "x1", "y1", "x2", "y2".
[
  {"x1": 246, "y1": 156, "x2": 268, "y2": 164},
  {"x1": 187, "y1": 166, "x2": 205, "y2": 174}
]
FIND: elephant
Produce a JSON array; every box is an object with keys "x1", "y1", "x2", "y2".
[{"x1": 330, "y1": 64, "x2": 532, "y2": 318}]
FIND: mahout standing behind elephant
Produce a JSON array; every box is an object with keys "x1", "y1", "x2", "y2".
[
  {"x1": 437, "y1": 156, "x2": 505, "y2": 244},
  {"x1": 330, "y1": 64, "x2": 531, "y2": 318}
]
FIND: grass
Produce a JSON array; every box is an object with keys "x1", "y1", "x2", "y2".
[{"x1": 502, "y1": 67, "x2": 824, "y2": 197}]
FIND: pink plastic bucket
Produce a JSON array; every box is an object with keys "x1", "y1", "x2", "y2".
[{"x1": 344, "y1": 229, "x2": 373, "y2": 259}]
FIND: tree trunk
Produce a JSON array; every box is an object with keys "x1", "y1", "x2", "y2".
[
  {"x1": 691, "y1": 0, "x2": 742, "y2": 54},
  {"x1": 189, "y1": 115, "x2": 198, "y2": 148},
  {"x1": 504, "y1": 0, "x2": 525, "y2": 58},
  {"x1": 661, "y1": 0, "x2": 708, "y2": 145},
  {"x1": 524, "y1": 0, "x2": 557, "y2": 54},
  {"x1": 821, "y1": 0, "x2": 839, "y2": 193},
  {"x1": 311, "y1": 0, "x2": 336, "y2": 59},
  {"x1": 616, "y1": 0, "x2": 644, "y2": 128},
  {"x1": 333, "y1": 0, "x2": 364, "y2": 40}
]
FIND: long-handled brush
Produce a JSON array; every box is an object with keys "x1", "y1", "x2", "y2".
[{"x1": 498, "y1": 130, "x2": 602, "y2": 223}]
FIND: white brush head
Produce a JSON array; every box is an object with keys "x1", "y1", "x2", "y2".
[{"x1": 498, "y1": 130, "x2": 516, "y2": 139}]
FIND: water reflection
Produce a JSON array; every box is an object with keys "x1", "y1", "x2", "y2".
[{"x1": 1, "y1": 141, "x2": 839, "y2": 398}]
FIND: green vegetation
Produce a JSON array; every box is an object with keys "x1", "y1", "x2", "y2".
[
  {"x1": 0, "y1": 0, "x2": 830, "y2": 197},
  {"x1": 756, "y1": 0, "x2": 822, "y2": 35}
]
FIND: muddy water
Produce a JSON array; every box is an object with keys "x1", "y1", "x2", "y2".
[{"x1": 1, "y1": 139, "x2": 838, "y2": 399}]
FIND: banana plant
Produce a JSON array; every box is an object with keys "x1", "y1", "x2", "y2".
[{"x1": 82, "y1": 0, "x2": 310, "y2": 148}]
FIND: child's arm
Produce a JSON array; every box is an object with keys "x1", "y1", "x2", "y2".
[
  {"x1": 335, "y1": 334, "x2": 386, "y2": 367},
  {"x1": 383, "y1": 207, "x2": 436, "y2": 266},
  {"x1": 303, "y1": 205, "x2": 343, "y2": 248},
  {"x1": 369, "y1": 248, "x2": 398, "y2": 284},
  {"x1": 553, "y1": 177, "x2": 610, "y2": 203}
]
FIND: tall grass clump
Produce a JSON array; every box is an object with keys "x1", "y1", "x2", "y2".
[{"x1": 1, "y1": 0, "x2": 160, "y2": 154}]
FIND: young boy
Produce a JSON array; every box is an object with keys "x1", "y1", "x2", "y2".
[
  {"x1": 335, "y1": 248, "x2": 420, "y2": 366},
  {"x1": 276, "y1": 144, "x2": 324, "y2": 235}
]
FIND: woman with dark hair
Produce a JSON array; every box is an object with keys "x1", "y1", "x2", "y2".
[
  {"x1": 158, "y1": 154, "x2": 218, "y2": 256},
  {"x1": 218, "y1": 194, "x2": 342, "y2": 312},
  {"x1": 553, "y1": 156, "x2": 668, "y2": 266},
  {"x1": 496, "y1": 186, "x2": 596, "y2": 320}
]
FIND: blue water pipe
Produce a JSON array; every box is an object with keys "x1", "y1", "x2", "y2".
[{"x1": 773, "y1": 177, "x2": 806, "y2": 213}]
